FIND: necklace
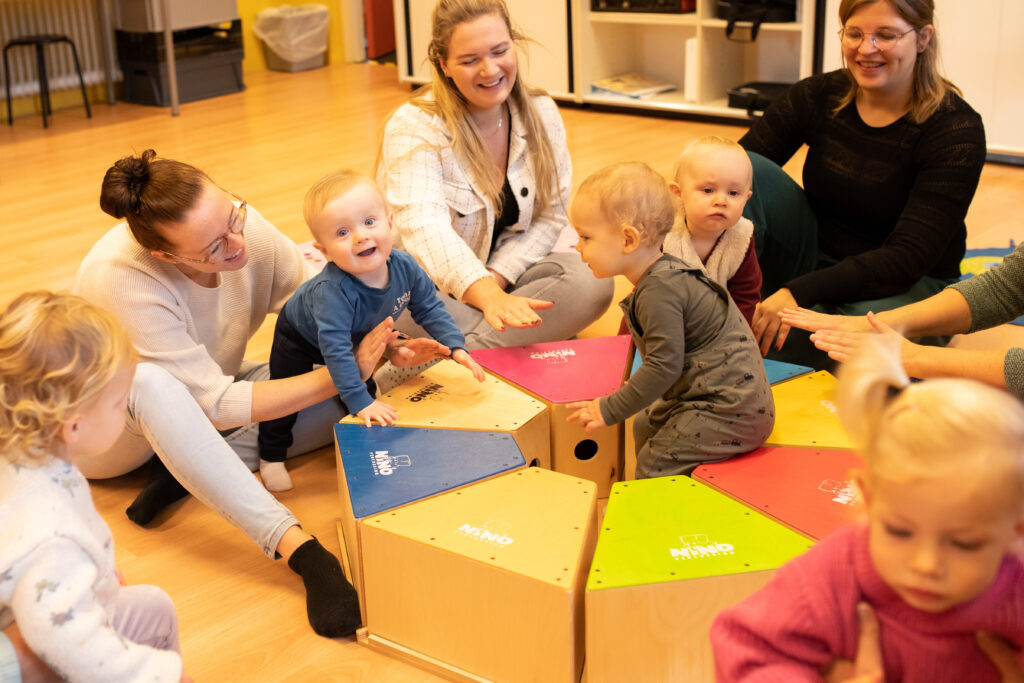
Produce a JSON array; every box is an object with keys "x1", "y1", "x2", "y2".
[{"x1": 476, "y1": 105, "x2": 506, "y2": 138}]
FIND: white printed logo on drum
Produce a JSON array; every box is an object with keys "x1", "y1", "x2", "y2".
[
  {"x1": 529, "y1": 348, "x2": 575, "y2": 364},
  {"x1": 370, "y1": 450, "x2": 411, "y2": 476},
  {"x1": 455, "y1": 520, "x2": 514, "y2": 546},
  {"x1": 818, "y1": 479, "x2": 859, "y2": 505},
  {"x1": 669, "y1": 533, "x2": 735, "y2": 560}
]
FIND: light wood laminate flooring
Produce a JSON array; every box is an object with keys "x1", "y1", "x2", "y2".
[{"x1": 2, "y1": 62, "x2": 1023, "y2": 681}]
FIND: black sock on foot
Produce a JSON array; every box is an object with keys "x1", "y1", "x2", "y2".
[
  {"x1": 287, "y1": 537, "x2": 361, "y2": 638},
  {"x1": 125, "y1": 457, "x2": 190, "y2": 526}
]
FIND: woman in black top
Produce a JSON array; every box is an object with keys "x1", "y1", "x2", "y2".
[{"x1": 741, "y1": 0, "x2": 985, "y2": 364}]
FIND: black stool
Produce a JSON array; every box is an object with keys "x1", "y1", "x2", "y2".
[{"x1": 3, "y1": 34, "x2": 92, "y2": 128}]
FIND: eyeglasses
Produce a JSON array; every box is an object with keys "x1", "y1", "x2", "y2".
[
  {"x1": 839, "y1": 27, "x2": 916, "y2": 51},
  {"x1": 161, "y1": 193, "x2": 247, "y2": 265}
]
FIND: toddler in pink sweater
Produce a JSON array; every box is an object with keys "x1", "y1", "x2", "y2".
[{"x1": 711, "y1": 332, "x2": 1024, "y2": 681}]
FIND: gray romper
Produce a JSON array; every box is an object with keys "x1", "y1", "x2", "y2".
[{"x1": 599, "y1": 254, "x2": 775, "y2": 478}]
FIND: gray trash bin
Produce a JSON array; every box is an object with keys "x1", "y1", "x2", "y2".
[{"x1": 253, "y1": 4, "x2": 329, "y2": 72}]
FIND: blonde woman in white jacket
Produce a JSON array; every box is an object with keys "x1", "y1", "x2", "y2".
[{"x1": 378, "y1": 0, "x2": 612, "y2": 347}]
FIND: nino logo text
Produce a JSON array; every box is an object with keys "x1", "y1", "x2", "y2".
[
  {"x1": 455, "y1": 520, "x2": 514, "y2": 546},
  {"x1": 407, "y1": 383, "x2": 445, "y2": 402},
  {"x1": 818, "y1": 479, "x2": 859, "y2": 505},
  {"x1": 529, "y1": 348, "x2": 575, "y2": 364},
  {"x1": 669, "y1": 533, "x2": 735, "y2": 560},
  {"x1": 369, "y1": 450, "x2": 411, "y2": 476}
]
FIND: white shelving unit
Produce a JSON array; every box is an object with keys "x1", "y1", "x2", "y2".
[
  {"x1": 573, "y1": 0, "x2": 816, "y2": 119},
  {"x1": 392, "y1": 0, "x2": 573, "y2": 99}
]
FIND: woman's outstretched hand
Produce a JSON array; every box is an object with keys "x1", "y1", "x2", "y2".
[
  {"x1": 355, "y1": 316, "x2": 400, "y2": 380},
  {"x1": 479, "y1": 288, "x2": 553, "y2": 332},
  {"x1": 752, "y1": 288, "x2": 797, "y2": 356},
  {"x1": 779, "y1": 307, "x2": 872, "y2": 335},
  {"x1": 809, "y1": 312, "x2": 915, "y2": 366},
  {"x1": 463, "y1": 274, "x2": 553, "y2": 332}
]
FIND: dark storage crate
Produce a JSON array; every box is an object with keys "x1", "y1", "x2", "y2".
[
  {"x1": 115, "y1": 19, "x2": 243, "y2": 62},
  {"x1": 119, "y1": 48, "x2": 245, "y2": 106}
]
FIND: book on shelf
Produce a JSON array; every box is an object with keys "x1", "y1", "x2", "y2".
[{"x1": 590, "y1": 73, "x2": 676, "y2": 99}]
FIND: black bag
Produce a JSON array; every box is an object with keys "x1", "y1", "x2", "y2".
[
  {"x1": 727, "y1": 81, "x2": 792, "y2": 117},
  {"x1": 716, "y1": 0, "x2": 796, "y2": 41}
]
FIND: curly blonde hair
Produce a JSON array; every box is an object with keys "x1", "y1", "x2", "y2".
[{"x1": 0, "y1": 291, "x2": 137, "y2": 465}]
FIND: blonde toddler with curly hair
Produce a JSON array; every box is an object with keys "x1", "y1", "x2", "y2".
[{"x1": 0, "y1": 291, "x2": 188, "y2": 682}]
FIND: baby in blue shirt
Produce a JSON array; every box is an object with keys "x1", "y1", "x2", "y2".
[{"x1": 258, "y1": 171, "x2": 484, "y2": 491}]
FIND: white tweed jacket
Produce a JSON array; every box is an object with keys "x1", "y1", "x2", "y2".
[{"x1": 378, "y1": 94, "x2": 572, "y2": 300}]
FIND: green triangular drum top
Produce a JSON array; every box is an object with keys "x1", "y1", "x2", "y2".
[{"x1": 587, "y1": 477, "x2": 813, "y2": 590}]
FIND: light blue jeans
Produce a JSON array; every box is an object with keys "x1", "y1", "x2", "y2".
[{"x1": 77, "y1": 363, "x2": 342, "y2": 558}]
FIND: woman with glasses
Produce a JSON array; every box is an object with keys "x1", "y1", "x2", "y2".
[
  {"x1": 71, "y1": 150, "x2": 443, "y2": 639},
  {"x1": 738, "y1": 0, "x2": 985, "y2": 368}
]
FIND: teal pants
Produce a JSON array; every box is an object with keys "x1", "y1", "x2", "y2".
[{"x1": 744, "y1": 152, "x2": 955, "y2": 368}]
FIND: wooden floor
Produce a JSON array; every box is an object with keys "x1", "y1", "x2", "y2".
[{"x1": 3, "y1": 62, "x2": 1024, "y2": 681}]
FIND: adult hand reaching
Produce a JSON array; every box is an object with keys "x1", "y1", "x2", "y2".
[
  {"x1": 809, "y1": 312, "x2": 915, "y2": 366},
  {"x1": 823, "y1": 603, "x2": 884, "y2": 683},
  {"x1": 355, "y1": 316, "x2": 400, "y2": 381},
  {"x1": 463, "y1": 275, "x2": 553, "y2": 332},
  {"x1": 752, "y1": 288, "x2": 797, "y2": 356},
  {"x1": 479, "y1": 288, "x2": 553, "y2": 332},
  {"x1": 779, "y1": 307, "x2": 873, "y2": 335},
  {"x1": 976, "y1": 631, "x2": 1024, "y2": 682}
]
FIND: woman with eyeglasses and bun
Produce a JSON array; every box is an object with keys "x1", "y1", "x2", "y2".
[
  {"x1": 738, "y1": 0, "x2": 985, "y2": 369},
  {"x1": 72, "y1": 150, "x2": 447, "y2": 639}
]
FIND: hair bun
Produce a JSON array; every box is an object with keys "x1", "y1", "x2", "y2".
[{"x1": 100, "y1": 149, "x2": 157, "y2": 219}]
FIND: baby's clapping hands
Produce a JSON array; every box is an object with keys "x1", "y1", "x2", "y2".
[{"x1": 452, "y1": 349, "x2": 485, "y2": 382}]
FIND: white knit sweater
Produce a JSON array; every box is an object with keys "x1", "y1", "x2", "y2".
[{"x1": 74, "y1": 206, "x2": 312, "y2": 429}]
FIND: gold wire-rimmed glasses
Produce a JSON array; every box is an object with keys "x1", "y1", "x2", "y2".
[
  {"x1": 161, "y1": 192, "x2": 247, "y2": 264},
  {"x1": 838, "y1": 26, "x2": 916, "y2": 52}
]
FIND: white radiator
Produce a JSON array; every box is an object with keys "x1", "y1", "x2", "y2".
[{"x1": 0, "y1": 0, "x2": 110, "y2": 98}]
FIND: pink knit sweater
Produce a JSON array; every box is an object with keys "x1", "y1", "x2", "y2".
[{"x1": 711, "y1": 524, "x2": 1024, "y2": 682}]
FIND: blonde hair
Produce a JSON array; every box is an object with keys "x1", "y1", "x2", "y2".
[
  {"x1": 837, "y1": 335, "x2": 1024, "y2": 504},
  {"x1": 303, "y1": 170, "x2": 381, "y2": 228},
  {"x1": 577, "y1": 162, "x2": 676, "y2": 248},
  {"x1": 834, "y1": 0, "x2": 961, "y2": 124},
  {"x1": 382, "y1": 0, "x2": 558, "y2": 218},
  {"x1": 0, "y1": 291, "x2": 137, "y2": 465},
  {"x1": 672, "y1": 135, "x2": 750, "y2": 185}
]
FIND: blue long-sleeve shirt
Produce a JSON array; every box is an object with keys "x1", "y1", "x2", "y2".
[{"x1": 281, "y1": 249, "x2": 466, "y2": 414}]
